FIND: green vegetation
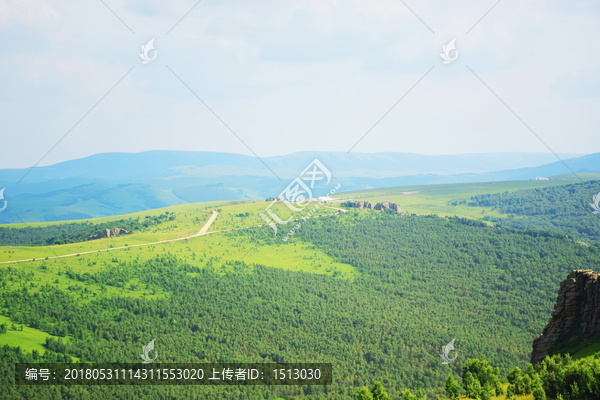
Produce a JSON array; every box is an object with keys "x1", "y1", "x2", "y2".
[
  {"x1": 356, "y1": 381, "x2": 391, "y2": 400},
  {"x1": 0, "y1": 212, "x2": 175, "y2": 246},
  {"x1": 209, "y1": 201, "x2": 339, "y2": 232},
  {"x1": 335, "y1": 179, "x2": 586, "y2": 220},
  {"x1": 365, "y1": 352, "x2": 600, "y2": 400},
  {"x1": 461, "y1": 356, "x2": 503, "y2": 399},
  {"x1": 533, "y1": 352, "x2": 600, "y2": 399},
  {"x1": 1, "y1": 207, "x2": 598, "y2": 398},
  {"x1": 0, "y1": 315, "x2": 59, "y2": 355},
  {"x1": 445, "y1": 374, "x2": 460, "y2": 399},
  {"x1": 1, "y1": 179, "x2": 600, "y2": 399},
  {"x1": 462, "y1": 180, "x2": 600, "y2": 244}
]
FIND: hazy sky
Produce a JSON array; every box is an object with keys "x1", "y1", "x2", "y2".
[{"x1": 1, "y1": 0, "x2": 599, "y2": 168}]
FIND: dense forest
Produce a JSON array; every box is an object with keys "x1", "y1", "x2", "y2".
[
  {"x1": 1, "y1": 211, "x2": 598, "y2": 398},
  {"x1": 359, "y1": 352, "x2": 600, "y2": 400},
  {"x1": 458, "y1": 180, "x2": 600, "y2": 244},
  {"x1": 0, "y1": 212, "x2": 176, "y2": 247}
]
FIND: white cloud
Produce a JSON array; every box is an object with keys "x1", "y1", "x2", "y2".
[
  {"x1": 0, "y1": 0, "x2": 599, "y2": 168},
  {"x1": 0, "y1": 0, "x2": 60, "y2": 27}
]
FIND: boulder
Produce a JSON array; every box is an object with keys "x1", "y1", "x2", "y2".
[{"x1": 89, "y1": 228, "x2": 130, "y2": 240}]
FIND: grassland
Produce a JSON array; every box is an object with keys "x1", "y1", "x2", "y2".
[
  {"x1": 0, "y1": 315, "x2": 57, "y2": 354},
  {"x1": 208, "y1": 200, "x2": 340, "y2": 231},
  {"x1": 332, "y1": 179, "x2": 592, "y2": 220}
]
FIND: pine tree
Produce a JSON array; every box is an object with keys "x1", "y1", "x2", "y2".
[
  {"x1": 371, "y1": 381, "x2": 390, "y2": 400},
  {"x1": 445, "y1": 375, "x2": 460, "y2": 399},
  {"x1": 357, "y1": 386, "x2": 373, "y2": 400},
  {"x1": 531, "y1": 374, "x2": 546, "y2": 400}
]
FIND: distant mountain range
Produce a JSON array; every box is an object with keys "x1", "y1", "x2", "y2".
[{"x1": 0, "y1": 151, "x2": 597, "y2": 223}]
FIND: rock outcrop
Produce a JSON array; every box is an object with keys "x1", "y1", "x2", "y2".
[
  {"x1": 531, "y1": 269, "x2": 600, "y2": 363},
  {"x1": 345, "y1": 200, "x2": 403, "y2": 213},
  {"x1": 347, "y1": 201, "x2": 373, "y2": 209},
  {"x1": 89, "y1": 228, "x2": 130, "y2": 240},
  {"x1": 374, "y1": 201, "x2": 402, "y2": 214}
]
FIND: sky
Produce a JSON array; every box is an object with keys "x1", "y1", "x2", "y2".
[{"x1": 0, "y1": 0, "x2": 599, "y2": 169}]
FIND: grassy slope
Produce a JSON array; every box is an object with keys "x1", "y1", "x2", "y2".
[{"x1": 0, "y1": 315, "x2": 59, "y2": 354}]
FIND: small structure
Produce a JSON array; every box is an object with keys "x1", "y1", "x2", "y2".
[{"x1": 317, "y1": 196, "x2": 334, "y2": 203}]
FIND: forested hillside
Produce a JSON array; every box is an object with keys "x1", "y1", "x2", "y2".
[
  {"x1": 460, "y1": 180, "x2": 600, "y2": 244},
  {"x1": 0, "y1": 213, "x2": 175, "y2": 246},
  {"x1": 1, "y1": 212, "x2": 598, "y2": 398}
]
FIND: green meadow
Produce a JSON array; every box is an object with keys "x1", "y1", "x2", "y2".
[{"x1": 0, "y1": 315, "x2": 56, "y2": 354}]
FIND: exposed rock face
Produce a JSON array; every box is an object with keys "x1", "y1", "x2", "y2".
[
  {"x1": 89, "y1": 228, "x2": 130, "y2": 240},
  {"x1": 346, "y1": 200, "x2": 402, "y2": 213},
  {"x1": 374, "y1": 201, "x2": 389, "y2": 211},
  {"x1": 531, "y1": 269, "x2": 600, "y2": 364},
  {"x1": 347, "y1": 201, "x2": 373, "y2": 209},
  {"x1": 374, "y1": 201, "x2": 402, "y2": 213}
]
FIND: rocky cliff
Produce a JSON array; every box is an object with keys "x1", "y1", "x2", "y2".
[
  {"x1": 89, "y1": 228, "x2": 130, "y2": 240},
  {"x1": 531, "y1": 269, "x2": 600, "y2": 363}
]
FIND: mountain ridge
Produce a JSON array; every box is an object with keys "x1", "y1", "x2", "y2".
[{"x1": 1, "y1": 151, "x2": 597, "y2": 223}]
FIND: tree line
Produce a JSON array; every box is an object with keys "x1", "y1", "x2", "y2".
[
  {"x1": 459, "y1": 180, "x2": 600, "y2": 245},
  {"x1": 0, "y1": 212, "x2": 176, "y2": 246}
]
